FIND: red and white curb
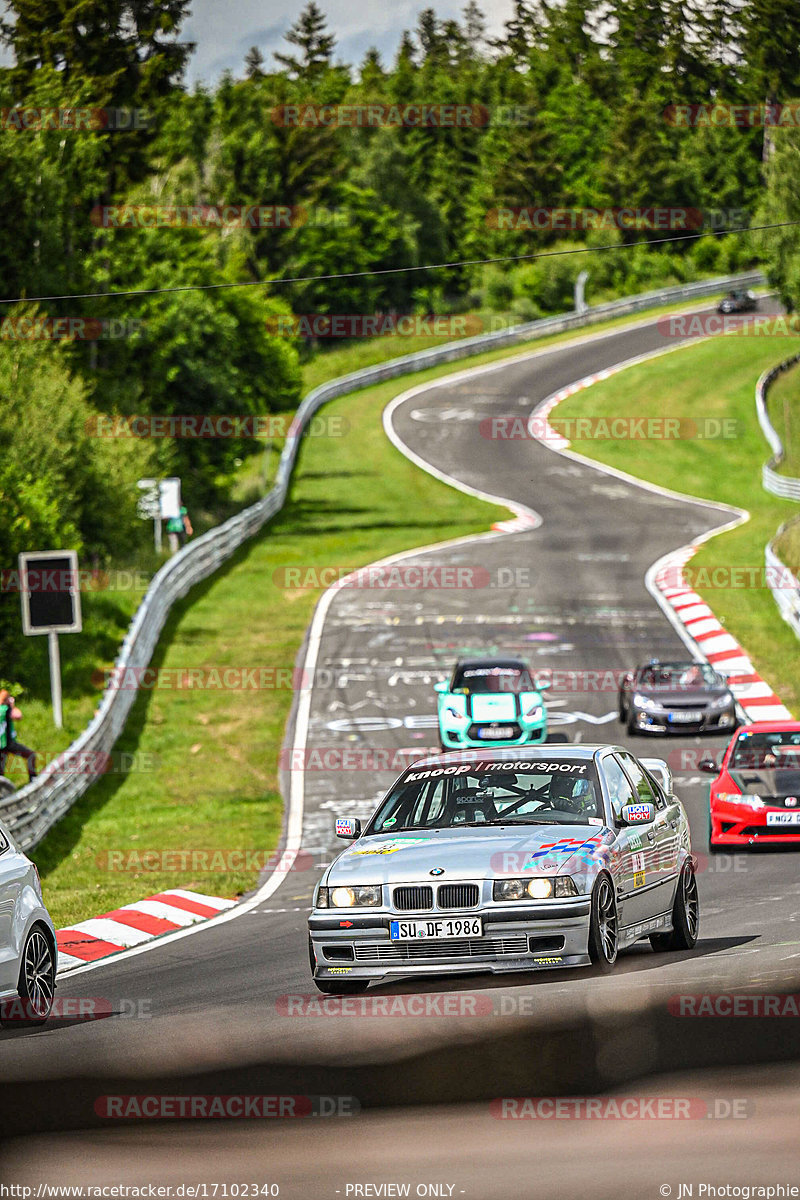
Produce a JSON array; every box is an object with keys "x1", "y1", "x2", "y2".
[
  {"x1": 56, "y1": 889, "x2": 235, "y2": 973},
  {"x1": 491, "y1": 512, "x2": 541, "y2": 533},
  {"x1": 654, "y1": 548, "x2": 792, "y2": 723}
]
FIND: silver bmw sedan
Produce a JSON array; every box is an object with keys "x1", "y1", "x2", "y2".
[{"x1": 308, "y1": 744, "x2": 698, "y2": 993}]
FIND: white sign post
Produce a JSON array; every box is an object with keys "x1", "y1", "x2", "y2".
[
  {"x1": 136, "y1": 478, "x2": 162, "y2": 552},
  {"x1": 18, "y1": 550, "x2": 83, "y2": 730}
]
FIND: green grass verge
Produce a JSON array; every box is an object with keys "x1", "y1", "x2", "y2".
[
  {"x1": 554, "y1": 334, "x2": 800, "y2": 715},
  {"x1": 27, "y1": 287, "x2": 759, "y2": 927}
]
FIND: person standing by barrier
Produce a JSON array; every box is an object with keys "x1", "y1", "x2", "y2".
[
  {"x1": 0, "y1": 690, "x2": 37, "y2": 782},
  {"x1": 166, "y1": 505, "x2": 193, "y2": 555}
]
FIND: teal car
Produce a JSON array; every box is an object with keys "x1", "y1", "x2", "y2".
[{"x1": 434, "y1": 658, "x2": 550, "y2": 750}]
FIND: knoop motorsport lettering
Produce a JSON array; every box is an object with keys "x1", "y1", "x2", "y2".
[{"x1": 404, "y1": 760, "x2": 589, "y2": 781}]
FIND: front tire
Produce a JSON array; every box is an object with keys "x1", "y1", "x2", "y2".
[
  {"x1": 588, "y1": 875, "x2": 618, "y2": 973},
  {"x1": 650, "y1": 863, "x2": 699, "y2": 952}
]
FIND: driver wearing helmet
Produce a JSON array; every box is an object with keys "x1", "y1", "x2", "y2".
[{"x1": 549, "y1": 774, "x2": 593, "y2": 816}]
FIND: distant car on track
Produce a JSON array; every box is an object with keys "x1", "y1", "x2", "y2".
[
  {"x1": 435, "y1": 658, "x2": 550, "y2": 750},
  {"x1": 717, "y1": 290, "x2": 757, "y2": 315},
  {"x1": 701, "y1": 722, "x2": 800, "y2": 851},
  {"x1": 619, "y1": 659, "x2": 737, "y2": 735},
  {"x1": 309, "y1": 744, "x2": 698, "y2": 993},
  {"x1": 0, "y1": 815, "x2": 56, "y2": 1026}
]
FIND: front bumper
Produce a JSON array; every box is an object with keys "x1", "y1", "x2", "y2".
[
  {"x1": 631, "y1": 704, "x2": 736, "y2": 735},
  {"x1": 309, "y1": 900, "x2": 591, "y2": 982},
  {"x1": 439, "y1": 719, "x2": 548, "y2": 750},
  {"x1": 710, "y1": 801, "x2": 800, "y2": 846}
]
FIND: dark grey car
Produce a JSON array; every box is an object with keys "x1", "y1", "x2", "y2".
[{"x1": 619, "y1": 660, "x2": 738, "y2": 736}]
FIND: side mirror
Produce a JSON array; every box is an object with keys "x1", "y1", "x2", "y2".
[
  {"x1": 698, "y1": 758, "x2": 719, "y2": 775},
  {"x1": 434, "y1": 681, "x2": 448, "y2": 693},
  {"x1": 535, "y1": 680, "x2": 552, "y2": 692},
  {"x1": 620, "y1": 802, "x2": 655, "y2": 825},
  {"x1": 640, "y1": 757, "x2": 673, "y2": 796},
  {"x1": 335, "y1": 817, "x2": 361, "y2": 840}
]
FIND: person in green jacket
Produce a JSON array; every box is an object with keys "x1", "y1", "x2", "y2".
[
  {"x1": 0, "y1": 689, "x2": 37, "y2": 782},
  {"x1": 166, "y1": 505, "x2": 193, "y2": 554}
]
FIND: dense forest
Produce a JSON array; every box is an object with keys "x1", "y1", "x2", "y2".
[{"x1": 1, "y1": 0, "x2": 800, "y2": 656}]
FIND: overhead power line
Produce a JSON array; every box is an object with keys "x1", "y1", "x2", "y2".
[{"x1": 0, "y1": 219, "x2": 792, "y2": 306}]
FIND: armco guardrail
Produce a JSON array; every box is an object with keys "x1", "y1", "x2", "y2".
[
  {"x1": 0, "y1": 270, "x2": 764, "y2": 849},
  {"x1": 766, "y1": 526, "x2": 800, "y2": 639},
  {"x1": 756, "y1": 351, "x2": 800, "y2": 500}
]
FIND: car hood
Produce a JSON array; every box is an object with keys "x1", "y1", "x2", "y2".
[
  {"x1": 728, "y1": 768, "x2": 800, "y2": 796},
  {"x1": 636, "y1": 687, "x2": 730, "y2": 705},
  {"x1": 327, "y1": 825, "x2": 611, "y2": 884},
  {"x1": 442, "y1": 692, "x2": 541, "y2": 720}
]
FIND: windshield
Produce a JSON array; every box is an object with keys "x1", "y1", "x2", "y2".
[
  {"x1": 451, "y1": 664, "x2": 534, "y2": 694},
  {"x1": 638, "y1": 663, "x2": 722, "y2": 690},
  {"x1": 730, "y1": 731, "x2": 800, "y2": 770},
  {"x1": 367, "y1": 759, "x2": 603, "y2": 832}
]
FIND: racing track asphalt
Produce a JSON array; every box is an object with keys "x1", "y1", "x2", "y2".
[{"x1": 3, "y1": 309, "x2": 800, "y2": 1182}]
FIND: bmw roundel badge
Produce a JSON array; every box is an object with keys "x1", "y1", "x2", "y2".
[{"x1": 430, "y1": 867, "x2": 445, "y2": 876}]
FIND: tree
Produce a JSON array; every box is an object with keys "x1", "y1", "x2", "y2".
[
  {"x1": 2, "y1": 0, "x2": 193, "y2": 104},
  {"x1": 244, "y1": 46, "x2": 265, "y2": 79},
  {"x1": 274, "y1": 2, "x2": 336, "y2": 81},
  {"x1": 741, "y1": 0, "x2": 800, "y2": 162}
]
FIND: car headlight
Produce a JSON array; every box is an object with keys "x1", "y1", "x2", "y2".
[
  {"x1": 524, "y1": 705, "x2": 544, "y2": 721},
  {"x1": 493, "y1": 877, "x2": 579, "y2": 901},
  {"x1": 710, "y1": 694, "x2": 734, "y2": 709},
  {"x1": 317, "y1": 885, "x2": 382, "y2": 908},
  {"x1": 716, "y1": 792, "x2": 763, "y2": 808},
  {"x1": 633, "y1": 693, "x2": 658, "y2": 711}
]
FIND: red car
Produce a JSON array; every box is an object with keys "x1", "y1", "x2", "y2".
[{"x1": 700, "y1": 722, "x2": 800, "y2": 851}]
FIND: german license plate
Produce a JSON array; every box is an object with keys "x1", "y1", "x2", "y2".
[
  {"x1": 390, "y1": 917, "x2": 483, "y2": 941},
  {"x1": 478, "y1": 726, "x2": 515, "y2": 738},
  {"x1": 668, "y1": 711, "x2": 702, "y2": 722},
  {"x1": 766, "y1": 812, "x2": 800, "y2": 825}
]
